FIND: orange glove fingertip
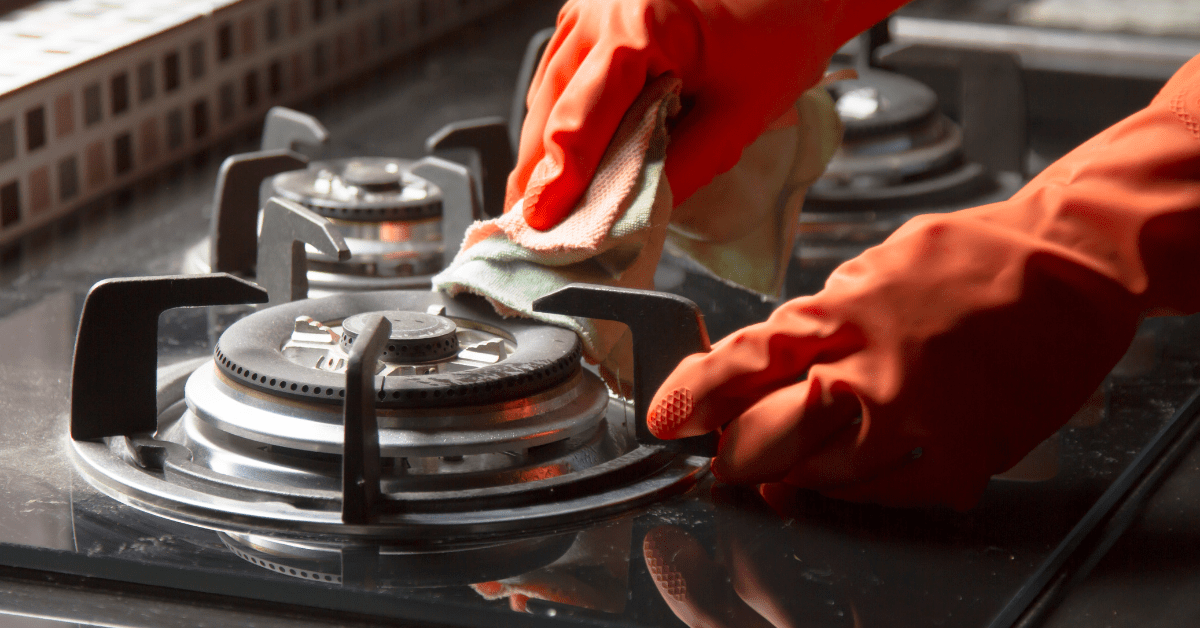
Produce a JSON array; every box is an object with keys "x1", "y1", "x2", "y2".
[{"x1": 647, "y1": 386, "x2": 695, "y2": 438}]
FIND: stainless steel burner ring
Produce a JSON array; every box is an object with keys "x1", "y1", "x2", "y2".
[{"x1": 70, "y1": 356, "x2": 707, "y2": 542}]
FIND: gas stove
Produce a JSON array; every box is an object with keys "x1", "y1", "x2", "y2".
[{"x1": 3, "y1": 2, "x2": 1200, "y2": 628}]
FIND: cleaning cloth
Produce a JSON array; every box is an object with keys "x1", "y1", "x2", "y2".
[
  {"x1": 666, "y1": 83, "x2": 842, "y2": 296},
  {"x1": 433, "y1": 76, "x2": 842, "y2": 369},
  {"x1": 433, "y1": 76, "x2": 679, "y2": 370}
]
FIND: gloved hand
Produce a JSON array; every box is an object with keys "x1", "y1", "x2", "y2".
[
  {"x1": 508, "y1": 0, "x2": 909, "y2": 230},
  {"x1": 647, "y1": 54, "x2": 1200, "y2": 510}
]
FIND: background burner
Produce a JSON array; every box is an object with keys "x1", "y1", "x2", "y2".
[
  {"x1": 806, "y1": 68, "x2": 995, "y2": 211},
  {"x1": 271, "y1": 157, "x2": 442, "y2": 220},
  {"x1": 788, "y1": 66, "x2": 1026, "y2": 298},
  {"x1": 273, "y1": 157, "x2": 447, "y2": 281},
  {"x1": 181, "y1": 109, "x2": 480, "y2": 292}
]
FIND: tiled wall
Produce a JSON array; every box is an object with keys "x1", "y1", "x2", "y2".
[{"x1": 0, "y1": 0, "x2": 511, "y2": 245}]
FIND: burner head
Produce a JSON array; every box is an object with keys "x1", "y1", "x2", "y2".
[
  {"x1": 212, "y1": 292, "x2": 581, "y2": 408},
  {"x1": 791, "y1": 68, "x2": 1014, "y2": 297},
  {"x1": 829, "y1": 70, "x2": 939, "y2": 141},
  {"x1": 271, "y1": 157, "x2": 442, "y2": 221},
  {"x1": 338, "y1": 160, "x2": 406, "y2": 192},
  {"x1": 268, "y1": 157, "x2": 448, "y2": 286},
  {"x1": 339, "y1": 311, "x2": 460, "y2": 363},
  {"x1": 804, "y1": 67, "x2": 995, "y2": 213}
]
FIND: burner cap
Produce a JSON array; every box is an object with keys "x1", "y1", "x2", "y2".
[
  {"x1": 339, "y1": 311, "x2": 460, "y2": 363},
  {"x1": 339, "y1": 160, "x2": 405, "y2": 192},
  {"x1": 271, "y1": 157, "x2": 442, "y2": 222},
  {"x1": 828, "y1": 69, "x2": 939, "y2": 140}
]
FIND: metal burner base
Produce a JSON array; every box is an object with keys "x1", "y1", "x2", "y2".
[{"x1": 72, "y1": 358, "x2": 708, "y2": 544}]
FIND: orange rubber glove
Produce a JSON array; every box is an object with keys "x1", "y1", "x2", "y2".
[
  {"x1": 647, "y1": 53, "x2": 1200, "y2": 510},
  {"x1": 508, "y1": 0, "x2": 909, "y2": 230}
]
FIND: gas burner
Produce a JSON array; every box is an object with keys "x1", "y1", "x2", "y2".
[
  {"x1": 270, "y1": 158, "x2": 447, "y2": 282},
  {"x1": 182, "y1": 108, "x2": 490, "y2": 294},
  {"x1": 789, "y1": 68, "x2": 1024, "y2": 297},
  {"x1": 807, "y1": 68, "x2": 994, "y2": 210},
  {"x1": 69, "y1": 276, "x2": 711, "y2": 543},
  {"x1": 201, "y1": 291, "x2": 592, "y2": 459}
]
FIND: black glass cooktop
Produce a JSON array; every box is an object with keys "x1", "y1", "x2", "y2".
[{"x1": 1, "y1": 1, "x2": 1200, "y2": 626}]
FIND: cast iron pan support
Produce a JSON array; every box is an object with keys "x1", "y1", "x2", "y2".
[
  {"x1": 959, "y1": 50, "x2": 1026, "y2": 177},
  {"x1": 257, "y1": 197, "x2": 352, "y2": 307},
  {"x1": 342, "y1": 314, "x2": 391, "y2": 525},
  {"x1": 876, "y1": 44, "x2": 1027, "y2": 177},
  {"x1": 409, "y1": 156, "x2": 482, "y2": 262},
  {"x1": 260, "y1": 106, "x2": 330, "y2": 153},
  {"x1": 426, "y1": 118, "x2": 512, "y2": 219},
  {"x1": 70, "y1": 274, "x2": 268, "y2": 440},
  {"x1": 510, "y1": 27, "x2": 556, "y2": 150},
  {"x1": 532, "y1": 283, "x2": 719, "y2": 456},
  {"x1": 428, "y1": 25, "x2": 552, "y2": 221},
  {"x1": 208, "y1": 150, "x2": 308, "y2": 275}
]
